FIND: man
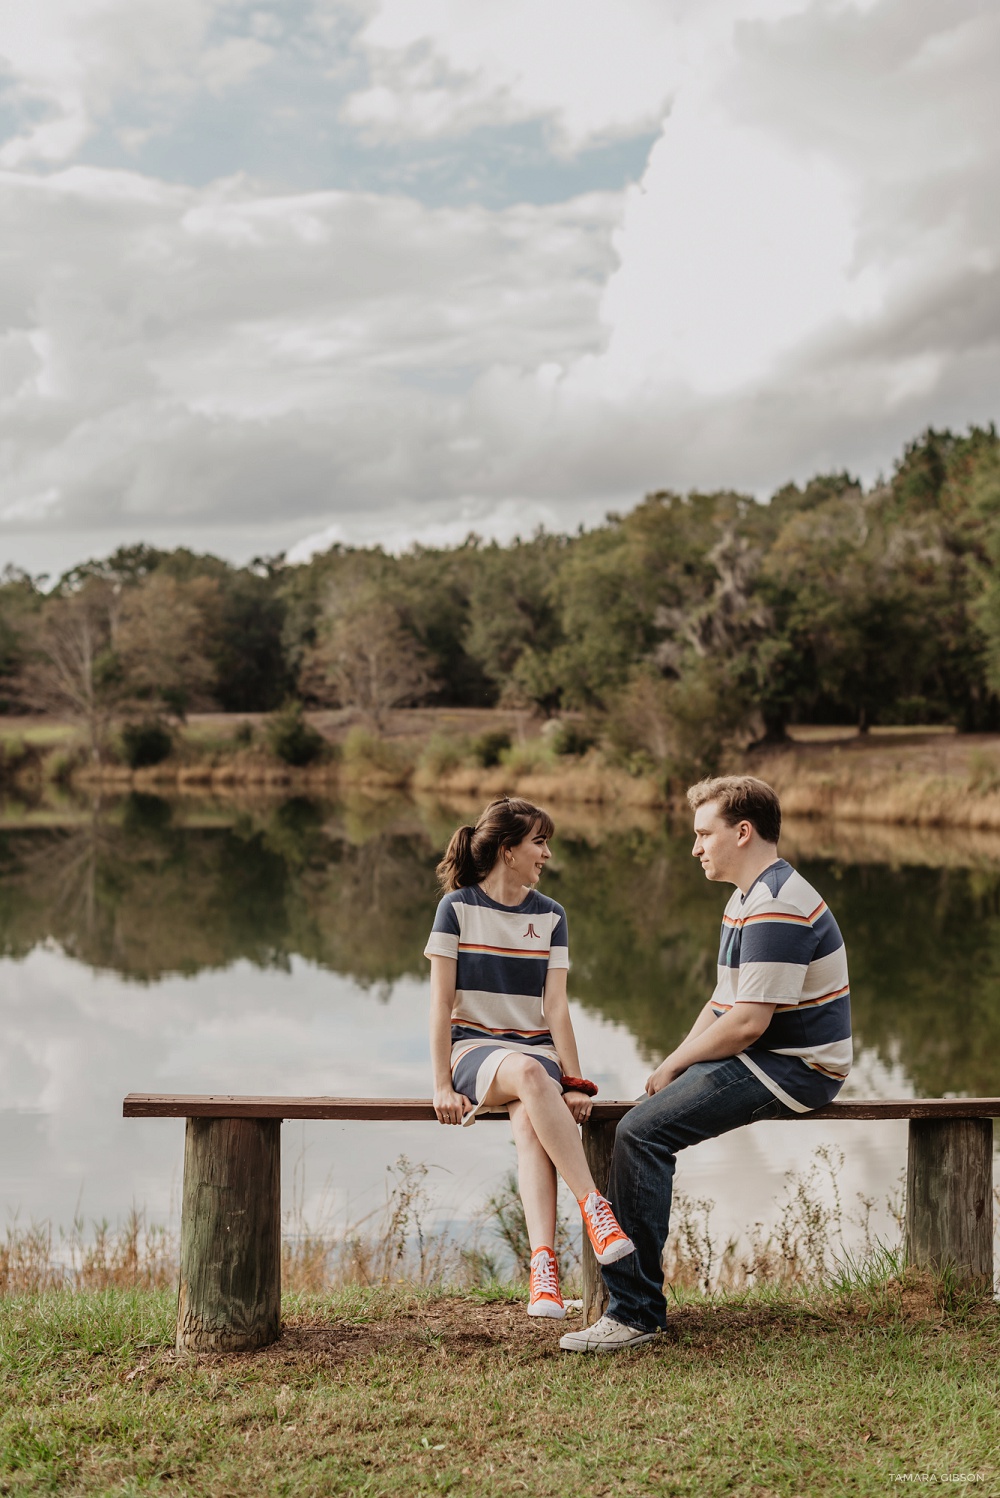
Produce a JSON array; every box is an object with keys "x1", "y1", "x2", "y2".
[{"x1": 560, "y1": 774, "x2": 852, "y2": 1353}]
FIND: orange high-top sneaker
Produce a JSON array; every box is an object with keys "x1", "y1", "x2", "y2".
[
  {"x1": 528, "y1": 1245, "x2": 566, "y2": 1318},
  {"x1": 579, "y1": 1192, "x2": 635, "y2": 1266}
]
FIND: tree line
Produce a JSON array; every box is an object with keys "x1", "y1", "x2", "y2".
[{"x1": 2, "y1": 424, "x2": 998, "y2": 769}]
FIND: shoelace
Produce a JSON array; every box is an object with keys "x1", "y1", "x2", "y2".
[
  {"x1": 583, "y1": 1193, "x2": 620, "y2": 1243},
  {"x1": 530, "y1": 1250, "x2": 561, "y2": 1299}
]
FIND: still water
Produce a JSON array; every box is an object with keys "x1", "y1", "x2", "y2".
[{"x1": 2, "y1": 792, "x2": 999, "y2": 1260}]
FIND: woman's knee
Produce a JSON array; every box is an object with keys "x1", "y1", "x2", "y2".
[{"x1": 507, "y1": 1056, "x2": 558, "y2": 1098}]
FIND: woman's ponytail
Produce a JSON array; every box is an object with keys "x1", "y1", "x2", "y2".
[{"x1": 436, "y1": 825, "x2": 479, "y2": 892}]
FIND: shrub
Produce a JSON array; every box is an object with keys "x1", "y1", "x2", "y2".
[
  {"x1": 419, "y1": 732, "x2": 469, "y2": 777},
  {"x1": 499, "y1": 738, "x2": 556, "y2": 775},
  {"x1": 605, "y1": 666, "x2": 748, "y2": 784},
  {"x1": 265, "y1": 701, "x2": 326, "y2": 767},
  {"x1": 341, "y1": 725, "x2": 411, "y2": 784},
  {"x1": 120, "y1": 719, "x2": 173, "y2": 769},
  {"x1": 232, "y1": 719, "x2": 255, "y2": 747},
  {"x1": 546, "y1": 719, "x2": 597, "y2": 757},
  {"x1": 0, "y1": 734, "x2": 40, "y2": 773},
  {"x1": 471, "y1": 729, "x2": 511, "y2": 768},
  {"x1": 967, "y1": 748, "x2": 1000, "y2": 795},
  {"x1": 46, "y1": 747, "x2": 84, "y2": 785}
]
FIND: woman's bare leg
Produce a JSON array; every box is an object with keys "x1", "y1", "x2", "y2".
[
  {"x1": 483, "y1": 1055, "x2": 596, "y2": 1200},
  {"x1": 508, "y1": 1100, "x2": 558, "y2": 1251}
]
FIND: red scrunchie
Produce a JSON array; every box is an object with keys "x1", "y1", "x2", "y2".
[{"x1": 561, "y1": 1075, "x2": 598, "y2": 1097}]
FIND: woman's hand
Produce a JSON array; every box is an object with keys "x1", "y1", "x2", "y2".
[
  {"x1": 562, "y1": 1088, "x2": 593, "y2": 1124},
  {"x1": 433, "y1": 1086, "x2": 473, "y2": 1125}
]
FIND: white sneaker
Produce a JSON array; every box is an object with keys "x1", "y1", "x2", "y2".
[{"x1": 559, "y1": 1314, "x2": 660, "y2": 1353}]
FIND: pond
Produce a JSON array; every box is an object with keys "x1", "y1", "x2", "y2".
[{"x1": 2, "y1": 791, "x2": 999, "y2": 1268}]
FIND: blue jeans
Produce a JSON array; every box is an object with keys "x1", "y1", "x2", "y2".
[{"x1": 602, "y1": 1057, "x2": 796, "y2": 1331}]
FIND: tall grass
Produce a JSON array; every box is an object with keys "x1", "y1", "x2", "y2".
[
  {"x1": 4, "y1": 1149, "x2": 991, "y2": 1303},
  {"x1": 0, "y1": 1210, "x2": 175, "y2": 1296}
]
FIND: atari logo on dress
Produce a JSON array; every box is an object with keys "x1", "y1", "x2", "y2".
[{"x1": 523, "y1": 924, "x2": 540, "y2": 939}]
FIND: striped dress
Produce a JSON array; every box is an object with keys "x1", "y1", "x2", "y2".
[
  {"x1": 424, "y1": 885, "x2": 570, "y2": 1125},
  {"x1": 711, "y1": 858, "x2": 852, "y2": 1112}
]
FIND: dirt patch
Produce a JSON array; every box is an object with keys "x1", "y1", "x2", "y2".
[{"x1": 158, "y1": 1282, "x2": 997, "y2": 1374}]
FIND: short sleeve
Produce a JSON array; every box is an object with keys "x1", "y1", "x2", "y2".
[
  {"x1": 735, "y1": 910, "x2": 818, "y2": 1004},
  {"x1": 547, "y1": 904, "x2": 569, "y2": 970},
  {"x1": 424, "y1": 894, "x2": 460, "y2": 961}
]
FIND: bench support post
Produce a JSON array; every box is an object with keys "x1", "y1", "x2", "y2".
[
  {"x1": 905, "y1": 1118, "x2": 994, "y2": 1293},
  {"x1": 176, "y1": 1116, "x2": 282, "y2": 1352},
  {"x1": 581, "y1": 1118, "x2": 617, "y2": 1325}
]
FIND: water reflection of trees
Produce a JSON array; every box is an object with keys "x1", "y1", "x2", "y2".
[
  {"x1": 0, "y1": 796, "x2": 438, "y2": 985},
  {"x1": 1, "y1": 794, "x2": 999, "y2": 1095}
]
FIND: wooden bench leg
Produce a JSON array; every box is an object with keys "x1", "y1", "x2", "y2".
[
  {"x1": 581, "y1": 1118, "x2": 617, "y2": 1325},
  {"x1": 176, "y1": 1116, "x2": 282, "y2": 1352},
  {"x1": 905, "y1": 1118, "x2": 994, "y2": 1293}
]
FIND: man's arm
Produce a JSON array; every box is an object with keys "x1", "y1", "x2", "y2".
[{"x1": 645, "y1": 1001, "x2": 775, "y2": 1096}]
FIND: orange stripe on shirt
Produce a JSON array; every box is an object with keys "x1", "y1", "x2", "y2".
[
  {"x1": 453, "y1": 1021, "x2": 552, "y2": 1037},
  {"x1": 773, "y1": 984, "x2": 850, "y2": 1012},
  {"x1": 459, "y1": 943, "x2": 551, "y2": 958},
  {"x1": 723, "y1": 902, "x2": 827, "y2": 930}
]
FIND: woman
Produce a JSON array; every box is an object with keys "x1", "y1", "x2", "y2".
[{"x1": 424, "y1": 796, "x2": 634, "y2": 1319}]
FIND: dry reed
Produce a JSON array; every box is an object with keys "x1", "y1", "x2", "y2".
[
  {"x1": 1, "y1": 1209, "x2": 176, "y2": 1297},
  {"x1": 5, "y1": 1149, "x2": 988, "y2": 1301}
]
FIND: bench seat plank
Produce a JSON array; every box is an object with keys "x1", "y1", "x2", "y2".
[{"x1": 123, "y1": 1093, "x2": 1000, "y2": 1121}]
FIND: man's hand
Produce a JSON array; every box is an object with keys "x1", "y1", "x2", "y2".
[
  {"x1": 645, "y1": 1058, "x2": 684, "y2": 1096},
  {"x1": 562, "y1": 1088, "x2": 593, "y2": 1123},
  {"x1": 433, "y1": 1086, "x2": 473, "y2": 1125}
]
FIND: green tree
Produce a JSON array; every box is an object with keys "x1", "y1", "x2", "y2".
[
  {"x1": 117, "y1": 573, "x2": 219, "y2": 719},
  {"x1": 0, "y1": 567, "x2": 44, "y2": 712}
]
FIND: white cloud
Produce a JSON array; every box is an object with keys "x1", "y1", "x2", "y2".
[
  {"x1": 343, "y1": 0, "x2": 807, "y2": 149},
  {"x1": 0, "y1": 0, "x2": 997, "y2": 572},
  {"x1": 0, "y1": 163, "x2": 620, "y2": 542},
  {"x1": 0, "y1": 0, "x2": 275, "y2": 166},
  {"x1": 599, "y1": 101, "x2": 859, "y2": 395}
]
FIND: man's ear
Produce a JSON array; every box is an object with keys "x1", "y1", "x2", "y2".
[{"x1": 736, "y1": 819, "x2": 753, "y2": 847}]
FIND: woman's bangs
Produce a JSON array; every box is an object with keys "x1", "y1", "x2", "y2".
[{"x1": 531, "y1": 808, "x2": 555, "y2": 841}]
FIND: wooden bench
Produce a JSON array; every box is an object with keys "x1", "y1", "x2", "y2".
[{"x1": 123, "y1": 1094, "x2": 998, "y2": 1352}]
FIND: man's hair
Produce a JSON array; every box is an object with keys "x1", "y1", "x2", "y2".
[{"x1": 686, "y1": 775, "x2": 781, "y2": 846}]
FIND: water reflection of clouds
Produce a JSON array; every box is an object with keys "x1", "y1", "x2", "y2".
[{"x1": 0, "y1": 947, "x2": 940, "y2": 1264}]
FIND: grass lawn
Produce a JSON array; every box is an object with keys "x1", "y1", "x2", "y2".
[{"x1": 1, "y1": 1281, "x2": 997, "y2": 1496}]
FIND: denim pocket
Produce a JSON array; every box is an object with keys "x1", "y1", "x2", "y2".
[{"x1": 749, "y1": 1097, "x2": 792, "y2": 1124}]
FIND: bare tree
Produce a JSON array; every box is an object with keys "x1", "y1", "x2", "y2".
[
  {"x1": 302, "y1": 593, "x2": 435, "y2": 728},
  {"x1": 18, "y1": 584, "x2": 121, "y2": 761}
]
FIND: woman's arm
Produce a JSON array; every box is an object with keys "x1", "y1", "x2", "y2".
[
  {"x1": 543, "y1": 968, "x2": 592, "y2": 1122},
  {"x1": 429, "y1": 954, "x2": 472, "y2": 1124}
]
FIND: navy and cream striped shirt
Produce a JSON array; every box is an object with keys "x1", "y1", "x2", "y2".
[
  {"x1": 711, "y1": 859, "x2": 852, "y2": 1112},
  {"x1": 424, "y1": 885, "x2": 569, "y2": 1068}
]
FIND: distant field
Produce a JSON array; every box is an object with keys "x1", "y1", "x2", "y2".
[{"x1": 0, "y1": 718, "x2": 78, "y2": 747}]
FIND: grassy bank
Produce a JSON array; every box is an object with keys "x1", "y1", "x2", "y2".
[
  {"x1": 0, "y1": 710, "x2": 666, "y2": 807},
  {"x1": 9, "y1": 711, "x2": 1000, "y2": 828},
  {"x1": 1, "y1": 1278, "x2": 997, "y2": 1496},
  {"x1": 752, "y1": 730, "x2": 1000, "y2": 831}
]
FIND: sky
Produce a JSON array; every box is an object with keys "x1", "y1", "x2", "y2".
[{"x1": 0, "y1": 0, "x2": 997, "y2": 577}]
